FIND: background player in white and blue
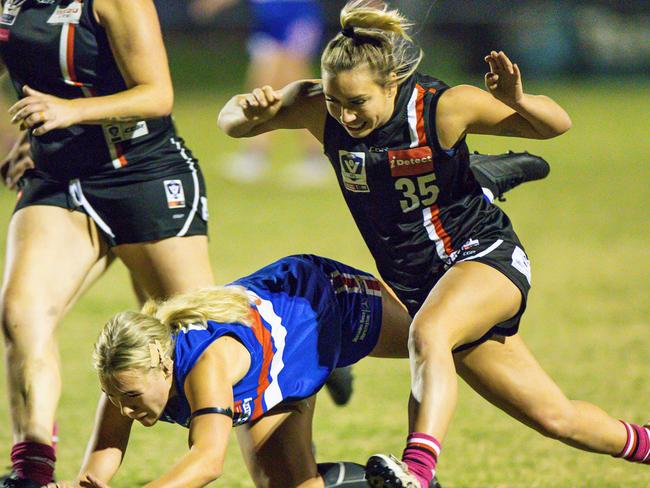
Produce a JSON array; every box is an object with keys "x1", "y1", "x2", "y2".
[{"x1": 189, "y1": 0, "x2": 329, "y2": 184}]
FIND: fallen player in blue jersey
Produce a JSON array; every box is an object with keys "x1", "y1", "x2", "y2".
[{"x1": 48, "y1": 254, "x2": 428, "y2": 488}]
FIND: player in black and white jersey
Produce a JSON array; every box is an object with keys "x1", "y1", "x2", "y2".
[
  {"x1": 0, "y1": 1, "x2": 214, "y2": 486},
  {"x1": 219, "y1": 1, "x2": 648, "y2": 486}
]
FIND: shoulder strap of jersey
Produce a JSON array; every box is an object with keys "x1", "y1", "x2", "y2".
[{"x1": 414, "y1": 73, "x2": 453, "y2": 155}]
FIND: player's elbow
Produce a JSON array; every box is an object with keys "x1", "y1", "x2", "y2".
[
  {"x1": 198, "y1": 450, "x2": 225, "y2": 482},
  {"x1": 536, "y1": 114, "x2": 572, "y2": 140},
  {"x1": 153, "y1": 90, "x2": 174, "y2": 117},
  {"x1": 556, "y1": 113, "x2": 572, "y2": 135}
]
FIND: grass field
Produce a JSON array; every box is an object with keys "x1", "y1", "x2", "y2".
[{"x1": 0, "y1": 51, "x2": 648, "y2": 486}]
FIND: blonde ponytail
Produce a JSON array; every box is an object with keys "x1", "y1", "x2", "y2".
[
  {"x1": 93, "y1": 286, "x2": 252, "y2": 380},
  {"x1": 321, "y1": 0, "x2": 423, "y2": 86}
]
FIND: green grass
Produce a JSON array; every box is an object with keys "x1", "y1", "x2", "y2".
[{"x1": 0, "y1": 76, "x2": 649, "y2": 487}]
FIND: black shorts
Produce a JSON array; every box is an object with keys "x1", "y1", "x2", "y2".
[
  {"x1": 449, "y1": 236, "x2": 532, "y2": 352},
  {"x1": 14, "y1": 160, "x2": 209, "y2": 247}
]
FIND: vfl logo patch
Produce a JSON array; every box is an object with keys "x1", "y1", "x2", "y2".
[
  {"x1": 164, "y1": 179, "x2": 186, "y2": 208},
  {"x1": 1, "y1": 0, "x2": 27, "y2": 26},
  {"x1": 47, "y1": 0, "x2": 82, "y2": 24},
  {"x1": 339, "y1": 150, "x2": 369, "y2": 193},
  {"x1": 388, "y1": 146, "x2": 433, "y2": 177}
]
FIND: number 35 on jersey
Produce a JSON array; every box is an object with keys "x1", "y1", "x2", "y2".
[{"x1": 389, "y1": 146, "x2": 440, "y2": 213}]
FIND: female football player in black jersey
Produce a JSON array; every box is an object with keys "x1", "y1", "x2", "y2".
[
  {"x1": 218, "y1": 1, "x2": 648, "y2": 486},
  {"x1": 0, "y1": 0, "x2": 214, "y2": 486}
]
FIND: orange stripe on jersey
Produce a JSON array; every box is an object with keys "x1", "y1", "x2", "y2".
[
  {"x1": 66, "y1": 25, "x2": 78, "y2": 82},
  {"x1": 114, "y1": 143, "x2": 128, "y2": 167},
  {"x1": 429, "y1": 204, "x2": 454, "y2": 255},
  {"x1": 249, "y1": 307, "x2": 274, "y2": 418},
  {"x1": 415, "y1": 84, "x2": 428, "y2": 146}
]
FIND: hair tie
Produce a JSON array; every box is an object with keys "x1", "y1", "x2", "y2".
[
  {"x1": 148, "y1": 340, "x2": 163, "y2": 368},
  {"x1": 341, "y1": 25, "x2": 355, "y2": 38}
]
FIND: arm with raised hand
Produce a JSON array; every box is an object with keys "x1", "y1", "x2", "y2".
[
  {"x1": 9, "y1": 0, "x2": 174, "y2": 136},
  {"x1": 217, "y1": 79, "x2": 327, "y2": 143},
  {"x1": 436, "y1": 50, "x2": 572, "y2": 149}
]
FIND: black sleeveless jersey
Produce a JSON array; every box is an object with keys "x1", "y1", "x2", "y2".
[
  {"x1": 323, "y1": 72, "x2": 518, "y2": 314},
  {"x1": 0, "y1": 0, "x2": 183, "y2": 180}
]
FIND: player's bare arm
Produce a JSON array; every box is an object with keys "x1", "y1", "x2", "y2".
[
  {"x1": 0, "y1": 57, "x2": 6, "y2": 79},
  {"x1": 143, "y1": 337, "x2": 250, "y2": 487},
  {"x1": 436, "y1": 51, "x2": 572, "y2": 148},
  {"x1": 0, "y1": 131, "x2": 32, "y2": 189},
  {"x1": 8, "y1": 0, "x2": 174, "y2": 136},
  {"x1": 49, "y1": 394, "x2": 134, "y2": 487},
  {"x1": 218, "y1": 79, "x2": 327, "y2": 143}
]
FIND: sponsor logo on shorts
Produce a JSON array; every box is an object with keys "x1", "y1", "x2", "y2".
[
  {"x1": 0, "y1": 28, "x2": 9, "y2": 41},
  {"x1": 164, "y1": 179, "x2": 186, "y2": 208},
  {"x1": 47, "y1": 0, "x2": 82, "y2": 24},
  {"x1": 339, "y1": 150, "x2": 369, "y2": 192},
  {"x1": 511, "y1": 246, "x2": 532, "y2": 285},
  {"x1": 388, "y1": 146, "x2": 433, "y2": 177},
  {"x1": 1, "y1": 0, "x2": 27, "y2": 26},
  {"x1": 462, "y1": 238, "x2": 480, "y2": 251},
  {"x1": 353, "y1": 300, "x2": 371, "y2": 343},
  {"x1": 233, "y1": 397, "x2": 253, "y2": 426}
]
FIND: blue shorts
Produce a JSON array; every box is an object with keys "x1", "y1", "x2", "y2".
[
  {"x1": 234, "y1": 254, "x2": 384, "y2": 371},
  {"x1": 248, "y1": 0, "x2": 323, "y2": 58}
]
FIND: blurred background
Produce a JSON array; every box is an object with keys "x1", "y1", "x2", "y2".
[{"x1": 0, "y1": 1, "x2": 648, "y2": 487}]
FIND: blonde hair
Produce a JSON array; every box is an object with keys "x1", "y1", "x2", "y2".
[
  {"x1": 93, "y1": 286, "x2": 252, "y2": 380},
  {"x1": 321, "y1": 0, "x2": 423, "y2": 86}
]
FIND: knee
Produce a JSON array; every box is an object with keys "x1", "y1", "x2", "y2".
[
  {"x1": 407, "y1": 314, "x2": 450, "y2": 358},
  {"x1": 531, "y1": 405, "x2": 579, "y2": 442},
  {"x1": 1, "y1": 287, "x2": 57, "y2": 350}
]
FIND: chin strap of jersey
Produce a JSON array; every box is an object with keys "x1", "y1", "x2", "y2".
[{"x1": 189, "y1": 407, "x2": 234, "y2": 423}]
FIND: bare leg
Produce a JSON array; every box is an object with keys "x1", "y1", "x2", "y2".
[
  {"x1": 112, "y1": 235, "x2": 214, "y2": 299},
  {"x1": 236, "y1": 397, "x2": 323, "y2": 488},
  {"x1": 369, "y1": 281, "x2": 411, "y2": 359},
  {"x1": 408, "y1": 261, "x2": 521, "y2": 439},
  {"x1": 456, "y1": 334, "x2": 627, "y2": 454},
  {"x1": 1, "y1": 207, "x2": 107, "y2": 445}
]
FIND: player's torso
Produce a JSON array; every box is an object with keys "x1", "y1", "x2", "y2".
[
  {"x1": 0, "y1": 0, "x2": 123, "y2": 99},
  {"x1": 323, "y1": 73, "x2": 510, "y2": 302},
  {"x1": 0, "y1": 0, "x2": 178, "y2": 180}
]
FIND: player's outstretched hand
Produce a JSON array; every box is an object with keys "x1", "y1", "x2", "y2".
[
  {"x1": 484, "y1": 50, "x2": 524, "y2": 106},
  {"x1": 236, "y1": 85, "x2": 283, "y2": 124},
  {"x1": 44, "y1": 474, "x2": 110, "y2": 488},
  {"x1": 1, "y1": 135, "x2": 33, "y2": 190},
  {"x1": 9, "y1": 85, "x2": 79, "y2": 136},
  {"x1": 81, "y1": 474, "x2": 110, "y2": 488}
]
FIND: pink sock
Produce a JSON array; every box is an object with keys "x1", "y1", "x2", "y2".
[
  {"x1": 615, "y1": 421, "x2": 650, "y2": 464},
  {"x1": 402, "y1": 432, "x2": 441, "y2": 488},
  {"x1": 11, "y1": 441, "x2": 56, "y2": 485}
]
